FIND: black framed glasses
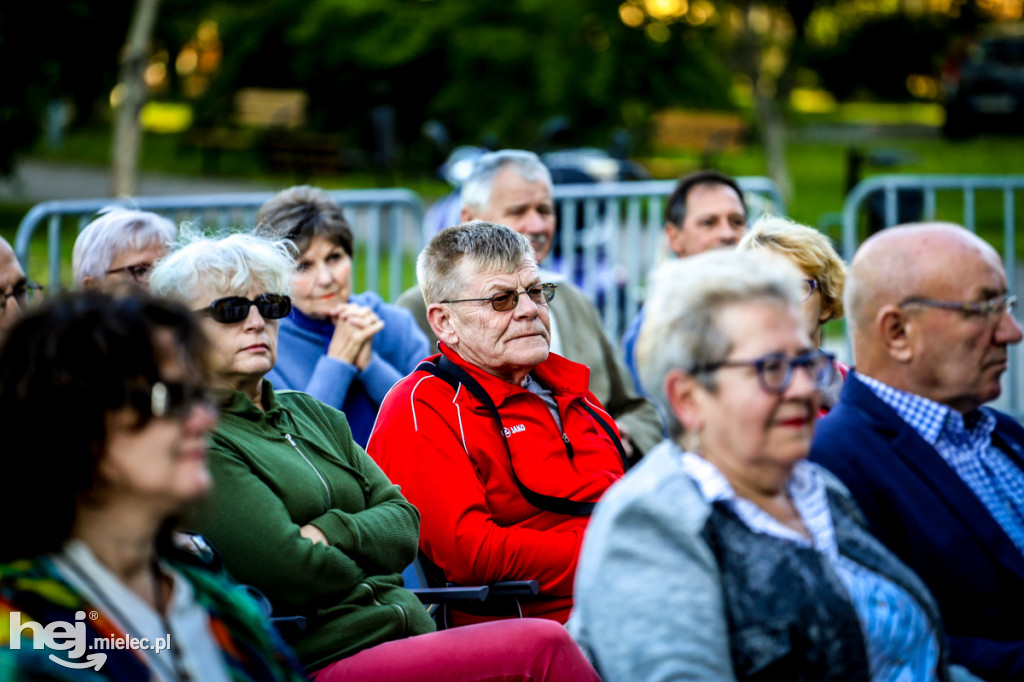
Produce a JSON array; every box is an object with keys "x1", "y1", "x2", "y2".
[
  {"x1": 106, "y1": 263, "x2": 154, "y2": 283},
  {"x1": 691, "y1": 349, "x2": 836, "y2": 395},
  {"x1": 194, "y1": 293, "x2": 292, "y2": 324},
  {"x1": 899, "y1": 293, "x2": 1017, "y2": 318},
  {"x1": 800, "y1": 279, "x2": 820, "y2": 302},
  {"x1": 441, "y1": 282, "x2": 557, "y2": 312},
  {"x1": 126, "y1": 381, "x2": 214, "y2": 421},
  {"x1": 0, "y1": 281, "x2": 44, "y2": 316}
]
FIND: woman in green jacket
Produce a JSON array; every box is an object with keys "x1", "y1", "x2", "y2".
[
  {"x1": 150, "y1": 230, "x2": 599, "y2": 682},
  {"x1": 0, "y1": 291, "x2": 307, "y2": 681}
]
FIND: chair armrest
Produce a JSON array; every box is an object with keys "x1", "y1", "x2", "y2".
[
  {"x1": 409, "y1": 585, "x2": 490, "y2": 603},
  {"x1": 487, "y1": 580, "x2": 540, "y2": 597},
  {"x1": 270, "y1": 615, "x2": 308, "y2": 634}
]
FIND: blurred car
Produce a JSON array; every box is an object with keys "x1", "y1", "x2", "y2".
[{"x1": 943, "y1": 24, "x2": 1024, "y2": 138}]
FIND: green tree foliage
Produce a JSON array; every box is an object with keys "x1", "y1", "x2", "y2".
[
  {"x1": 0, "y1": 0, "x2": 135, "y2": 175},
  {"x1": 199, "y1": 0, "x2": 735, "y2": 161}
]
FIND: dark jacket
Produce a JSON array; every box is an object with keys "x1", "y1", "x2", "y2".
[{"x1": 810, "y1": 371, "x2": 1024, "y2": 682}]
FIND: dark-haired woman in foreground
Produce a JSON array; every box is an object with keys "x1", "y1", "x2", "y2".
[{"x1": 0, "y1": 292, "x2": 306, "y2": 680}]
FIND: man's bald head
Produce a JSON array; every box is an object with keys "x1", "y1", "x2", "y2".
[
  {"x1": 847, "y1": 223, "x2": 1000, "y2": 336},
  {"x1": 848, "y1": 222, "x2": 1021, "y2": 411},
  {"x1": 0, "y1": 236, "x2": 27, "y2": 338},
  {"x1": 847, "y1": 223, "x2": 995, "y2": 333}
]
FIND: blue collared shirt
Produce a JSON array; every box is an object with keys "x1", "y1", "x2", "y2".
[
  {"x1": 680, "y1": 452, "x2": 940, "y2": 681},
  {"x1": 858, "y1": 373, "x2": 1024, "y2": 557}
]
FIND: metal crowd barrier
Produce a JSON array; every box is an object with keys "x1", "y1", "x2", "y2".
[
  {"x1": 551, "y1": 176, "x2": 784, "y2": 342},
  {"x1": 841, "y1": 174, "x2": 1024, "y2": 418},
  {"x1": 15, "y1": 177, "x2": 783, "y2": 345},
  {"x1": 14, "y1": 189, "x2": 425, "y2": 302}
]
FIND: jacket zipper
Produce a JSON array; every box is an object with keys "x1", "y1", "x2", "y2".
[
  {"x1": 359, "y1": 582, "x2": 408, "y2": 633},
  {"x1": 561, "y1": 432, "x2": 575, "y2": 461},
  {"x1": 284, "y1": 433, "x2": 332, "y2": 506},
  {"x1": 526, "y1": 392, "x2": 577, "y2": 464}
]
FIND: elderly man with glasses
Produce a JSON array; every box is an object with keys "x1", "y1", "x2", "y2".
[
  {"x1": 368, "y1": 221, "x2": 626, "y2": 627},
  {"x1": 811, "y1": 222, "x2": 1024, "y2": 681},
  {"x1": 399, "y1": 149, "x2": 662, "y2": 462},
  {"x1": 0, "y1": 236, "x2": 43, "y2": 340}
]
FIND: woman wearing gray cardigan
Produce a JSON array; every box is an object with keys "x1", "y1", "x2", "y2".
[{"x1": 570, "y1": 250, "x2": 976, "y2": 682}]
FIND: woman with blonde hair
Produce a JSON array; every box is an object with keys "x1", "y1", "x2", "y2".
[{"x1": 738, "y1": 215, "x2": 849, "y2": 411}]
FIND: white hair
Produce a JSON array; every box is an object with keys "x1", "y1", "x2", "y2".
[
  {"x1": 150, "y1": 229, "x2": 295, "y2": 305},
  {"x1": 637, "y1": 249, "x2": 804, "y2": 438},
  {"x1": 72, "y1": 208, "x2": 177, "y2": 286},
  {"x1": 459, "y1": 150, "x2": 553, "y2": 212}
]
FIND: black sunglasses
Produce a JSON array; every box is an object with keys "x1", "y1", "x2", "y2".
[
  {"x1": 126, "y1": 381, "x2": 214, "y2": 421},
  {"x1": 195, "y1": 293, "x2": 292, "y2": 324}
]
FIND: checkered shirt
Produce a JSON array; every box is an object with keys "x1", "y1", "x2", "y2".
[{"x1": 858, "y1": 373, "x2": 1024, "y2": 557}]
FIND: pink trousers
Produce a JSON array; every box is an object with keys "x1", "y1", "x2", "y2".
[{"x1": 311, "y1": 618, "x2": 600, "y2": 682}]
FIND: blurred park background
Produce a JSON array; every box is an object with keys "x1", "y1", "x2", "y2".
[{"x1": 5, "y1": 0, "x2": 1024, "y2": 247}]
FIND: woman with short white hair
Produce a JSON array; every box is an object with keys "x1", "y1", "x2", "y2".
[
  {"x1": 150, "y1": 230, "x2": 601, "y2": 682},
  {"x1": 73, "y1": 207, "x2": 176, "y2": 289},
  {"x1": 570, "y1": 249, "x2": 960, "y2": 681}
]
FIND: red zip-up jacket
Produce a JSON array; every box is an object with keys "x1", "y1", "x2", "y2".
[{"x1": 367, "y1": 344, "x2": 625, "y2": 623}]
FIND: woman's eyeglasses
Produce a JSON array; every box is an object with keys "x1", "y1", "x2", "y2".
[
  {"x1": 194, "y1": 294, "x2": 292, "y2": 324},
  {"x1": 691, "y1": 349, "x2": 836, "y2": 395},
  {"x1": 800, "y1": 279, "x2": 820, "y2": 302},
  {"x1": 441, "y1": 282, "x2": 557, "y2": 312}
]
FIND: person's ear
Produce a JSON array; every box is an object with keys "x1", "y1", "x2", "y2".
[
  {"x1": 665, "y1": 369, "x2": 705, "y2": 434},
  {"x1": 459, "y1": 206, "x2": 477, "y2": 224},
  {"x1": 878, "y1": 304, "x2": 913, "y2": 362},
  {"x1": 665, "y1": 221, "x2": 686, "y2": 257},
  {"x1": 428, "y1": 303, "x2": 458, "y2": 347},
  {"x1": 819, "y1": 299, "x2": 835, "y2": 324},
  {"x1": 81, "y1": 276, "x2": 99, "y2": 290}
]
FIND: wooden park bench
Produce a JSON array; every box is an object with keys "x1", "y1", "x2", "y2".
[
  {"x1": 652, "y1": 109, "x2": 750, "y2": 164},
  {"x1": 183, "y1": 88, "x2": 350, "y2": 177}
]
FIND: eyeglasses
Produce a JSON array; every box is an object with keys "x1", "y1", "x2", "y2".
[
  {"x1": 126, "y1": 381, "x2": 214, "y2": 421},
  {"x1": 194, "y1": 293, "x2": 292, "y2": 324},
  {"x1": 691, "y1": 349, "x2": 836, "y2": 395},
  {"x1": 0, "y1": 281, "x2": 44, "y2": 317},
  {"x1": 801, "y1": 279, "x2": 820, "y2": 302},
  {"x1": 899, "y1": 293, "x2": 1017, "y2": 319},
  {"x1": 106, "y1": 263, "x2": 154, "y2": 283},
  {"x1": 441, "y1": 282, "x2": 557, "y2": 312}
]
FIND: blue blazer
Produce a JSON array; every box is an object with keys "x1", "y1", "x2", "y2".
[{"x1": 810, "y1": 372, "x2": 1024, "y2": 682}]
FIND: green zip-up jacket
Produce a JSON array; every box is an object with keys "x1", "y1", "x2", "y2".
[{"x1": 188, "y1": 380, "x2": 435, "y2": 673}]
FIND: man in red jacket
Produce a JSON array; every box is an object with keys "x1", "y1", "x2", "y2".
[{"x1": 367, "y1": 221, "x2": 626, "y2": 625}]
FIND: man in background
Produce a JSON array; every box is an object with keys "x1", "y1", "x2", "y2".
[
  {"x1": 622, "y1": 170, "x2": 748, "y2": 393},
  {"x1": 0, "y1": 236, "x2": 38, "y2": 340}
]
